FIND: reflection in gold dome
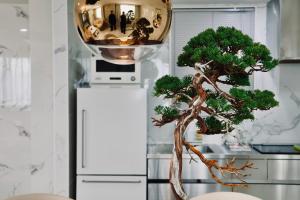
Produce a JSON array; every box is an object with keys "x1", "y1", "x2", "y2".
[{"x1": 75, "y1": 0, "x2": 172, "y2": 63}]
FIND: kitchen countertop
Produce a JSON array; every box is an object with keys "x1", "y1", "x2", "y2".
[{"x1": 147, "y1": 143, "x2": 300, "y2": 160}]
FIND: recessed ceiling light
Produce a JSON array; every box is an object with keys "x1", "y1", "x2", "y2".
[{"x1": 19, "y1": 28, "x2": 28, "y2": 32}]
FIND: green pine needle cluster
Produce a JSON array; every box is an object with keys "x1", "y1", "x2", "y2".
[
  {"x1": 206, "y1": 95, "x2": 232, "y2": 113},
  {"x1": 203, "y1": 116, "x2": 227, "y2": 134},
  {"x1": 230, "y1": 88, "x2": 279, "y2": 110},
  {"x1": 154, "y1": 105, "x2": 180, "y2": 119},
  {"x1": 227, "y1": 74, "x2": 250, "y2": 86},
  {"x1": 153, "y1": 75, "x2": 196, "y2": 102},
  {"x1": 177, "y1": 27, "x2": 278, "y2": 76}
]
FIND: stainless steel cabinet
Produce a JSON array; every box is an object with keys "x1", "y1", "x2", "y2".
[
  {"x1": 232, "y1": 159, "x2": 267, "y2": 181},
  {"x1": 148, "y1": 183, "x2": 231, "y2": 200},
  {"x1": 148, "y1": 182, "x2": 300, "y2": 200},
  {"x1": 148, "y1": 158, "x2": 267, "y2": 180},
  {"x1": 268, "y1": 160, "x2": 300, "y2": 181},
  {"x1": 148, "y1": 156, "x2": 300, "y2": 200},
  {"x1": 236, "y1": 184, "x2": 300, "y2": 200}
]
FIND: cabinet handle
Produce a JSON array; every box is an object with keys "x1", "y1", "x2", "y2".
[
  {"x1": 82, "y1": 109, "x2": 86, "y2": 168},
  {"x1": 82, "y1": 180, "x2": 142, "y2": 184}
]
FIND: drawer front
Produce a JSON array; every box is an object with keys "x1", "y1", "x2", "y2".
[
  {"x1": 148, "y1": 159, "x2": 267, "y2": 180},
  {"x1": 148, "y1": 183, "x2": 231, "y2": 200},
  {"x1": 148, "y1": 183, "x2": 300, "y2": 200},
  {"x1": 77, "y1": 176, "x2": 146, "y2": 200},
  {"x1": 148, "y1": 159, "x2": 229, "y2": 180},
  {"x1": 231, "y1": 159, "x2": 267, "y2": 181},
  {"x1": 148, "y1": 159, "x2": 220, "y2": 180},
  {"x1": 236, "y1": 184, "x2": 300, "y2": 200},
  {"x1": 268, "y1": 160, "x2": 300, "y2": 180}
]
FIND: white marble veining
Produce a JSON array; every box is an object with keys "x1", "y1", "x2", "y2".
[
  {"x1": 53, "y1": 0, "x2": 71, "y2": 196},
  {"x1": 238, "y1": 64, "x2": 300, "y2": 144},
  {"x1": 0, "y1": 109, "x2": 30, "y2": 199},
  {"x1": 67, "y1": 0, "x2": 92, "y2": 196},
  {"x1": 13, "y1": 6, "x2": 28, "y2": 19},
  {"x1": 29, "y1": 0, "x2": 55, "y2": 194},
  {"x1": 0, "y1": 1, "x2": 31, "y2": 198}
]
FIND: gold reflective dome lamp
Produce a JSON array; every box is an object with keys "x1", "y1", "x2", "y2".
[{"x1": 75, "y1": 0, "x2": 172, "y2": 64}]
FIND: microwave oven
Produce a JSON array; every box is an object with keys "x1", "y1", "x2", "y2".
[{"x1": 91, "y1": 58, "x2": 141, "y2": 84}]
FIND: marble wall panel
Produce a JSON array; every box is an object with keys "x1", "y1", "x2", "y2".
[
  {"x1": 0, "y1": 109, "x2": 30, "y2": 199},
  {"x1": 237, "y1": 64, "x2": 300, "y2": 144},
  {"x1": 53, "y1": 0, "x2": 69, "y2": 196},
  {"x1": 29, "y1": 0, "x2": 54, "y2": 194},
  {"x1": 0, "y1": 1, "x2": 31, "y2": 198}
]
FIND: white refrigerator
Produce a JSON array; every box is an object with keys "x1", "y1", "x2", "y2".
[{"x1": 76, "y1": 88, "x2": 147, "y2": 200}]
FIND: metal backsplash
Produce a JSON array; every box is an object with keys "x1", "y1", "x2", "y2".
[{"x1": 280, "y1": 0, "x2": 300, "y2": 62}]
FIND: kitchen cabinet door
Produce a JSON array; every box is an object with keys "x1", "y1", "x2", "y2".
[
  {"x1": 77, "y1": 88, "x2": 147, "y2": 175},
  {"x1": 77, "y1": 176, "x2": 146, "y2": 200}
]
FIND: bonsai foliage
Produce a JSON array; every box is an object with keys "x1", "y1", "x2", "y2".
[
  {"x1": 130, "y1": 18, "x2": 154, "y2": 41},
  {"x1": 152, "y1": 27, "x2": 279, "y2": 200}
]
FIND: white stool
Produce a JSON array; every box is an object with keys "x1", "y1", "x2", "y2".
[
  {"x1": 5, "y1": 194, "x2": 73, "y2": 200},
  {"x1": 190, "y1": 192, "x2": 262, "y2": 200}
]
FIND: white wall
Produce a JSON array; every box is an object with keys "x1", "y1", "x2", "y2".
[
  {"x1": 241, "y1": 63, "x2": 300, "y2": 144},
  {"x1": 1, "y1": 0, "x2": 71, "y2": 198},
  {"x1": 0, "y1": 109, "x2": 30, "y2": 199},
  {"x1": 53, "y1": 0, "x2": 71, "y2": 196},
  {"x1": 0, "y1": 2, "x2": 31, "y2": 198},
  {"x1": 238, "y1": 0, "x2": 300, "y2": 144},
  {"x1": 29, "y1": 0, "x2": 55, "y2": 194},
  {"x1": 30, "y1": 0, "x2": 71, "y2": 196}
]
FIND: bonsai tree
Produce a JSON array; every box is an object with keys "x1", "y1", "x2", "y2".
[
  {"x1": 130, "y1": 18, "x2": 154, "y2": 42},
  {"x1": 152, "y1": 27, "x2": 279, "y2": 200}
]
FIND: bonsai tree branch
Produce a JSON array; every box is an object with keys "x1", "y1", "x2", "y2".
[{"x1": 183, "y1": 141, "x2": 255, "y2": 186}]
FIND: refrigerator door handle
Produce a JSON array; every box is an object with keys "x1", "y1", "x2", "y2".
[
  {"x1": 82, "y1": 109, "x2": 87, "y2": 168},
  {"x1": 82, "y1": 180, "x2": 142, "y2": 184}
]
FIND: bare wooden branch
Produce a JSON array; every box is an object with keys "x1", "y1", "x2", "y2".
[{"x1": 183, "y1": 140, "x2": 255, "y2": 187}]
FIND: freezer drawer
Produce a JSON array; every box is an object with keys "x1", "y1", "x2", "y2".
[
  {"x1": 77, "y1": 88, "x2": 147, "y2": 175},
  {"x1": 77, "y1": 176, "x2": 146, "y2": 200}
]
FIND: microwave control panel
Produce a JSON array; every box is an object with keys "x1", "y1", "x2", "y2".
[{"x1": 91, "y1": 58, "x2": 141, "y2": 84}]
